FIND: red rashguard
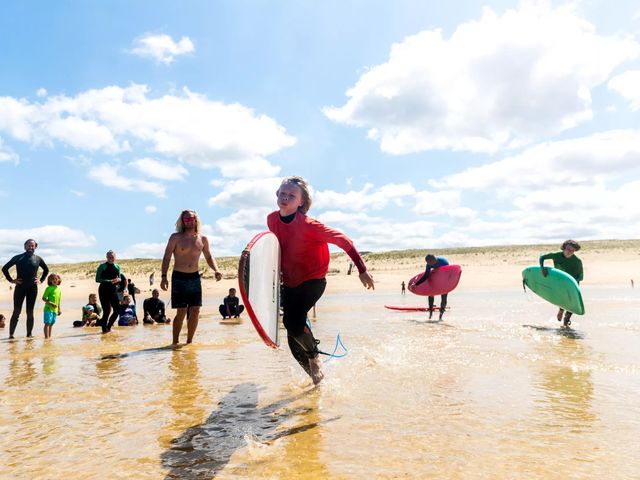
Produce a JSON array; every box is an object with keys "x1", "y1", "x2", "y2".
[{"x1": 267, "y1": 211, "x2": 366, "y2": 288}]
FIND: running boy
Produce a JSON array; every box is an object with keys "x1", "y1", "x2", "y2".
[
  {"x1": 267, "y1": 176, "x2": 375, "y2": 385},
  {"x1": 540, "y1": 239, "x2": 584, "y2": 327},
  {"x1": 42, "y1": 273, "x2": 62, "y2": 339}
]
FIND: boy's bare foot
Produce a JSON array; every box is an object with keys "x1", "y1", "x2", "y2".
[
  {"x1": 557, "y1": 310, "x2": 563, "y2": 322},
  {"x1": 308, "y1": 356, "x2": 325, "y2": 385}
]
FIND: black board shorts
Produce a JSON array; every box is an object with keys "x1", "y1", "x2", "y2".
[{"x1": 171, "y1": 271, "x2": 202, "y2": 309}]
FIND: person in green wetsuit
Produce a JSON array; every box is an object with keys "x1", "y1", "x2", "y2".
[{"x1": 540, "y1": 239, "x2": 583, "y2": 327}]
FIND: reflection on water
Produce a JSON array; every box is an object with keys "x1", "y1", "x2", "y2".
[
  {"x1": 0, "y1": 288, "x2": 639, "y2": 478},
  {"x1": 5, "y1": 341, "x2": 37, "y2": 387},
  {"x1": 535, "y1": 335, "x2": 596, "y2": 432}
]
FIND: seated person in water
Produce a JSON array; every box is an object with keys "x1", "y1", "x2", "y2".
[
  {"x1": 410, "y1": 254, "x2": 450, "y2": 321},
  {"x1": 143, "y1": 289, "x2": 169, "y2": 324},
  {"x1": 219, "y1": 288, "x2": 245, "y2": 318},
  {"x1": 73, "y1": 293, "x2": 103, "y2": 327},
  {"x1": 117, "y1": 295, "x2": 138, "y2": 326}
]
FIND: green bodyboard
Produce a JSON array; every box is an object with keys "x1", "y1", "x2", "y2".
[{"x1": 522, "y1": 266, "x2": 585, "y2": 315}]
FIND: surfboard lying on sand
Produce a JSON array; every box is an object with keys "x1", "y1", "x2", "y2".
[
  {"x1": 238, "y1": 231, "x2": 281, "y2": 348},
  {"x1": 384, "y1": 305, "x2": 451, "y2": 312},
  {"x1": 408, "y1": 265, "x2": 462, "y2": 296},
  {"x1": 522, "y1": 266, "x2": 585, "y2": 315}
]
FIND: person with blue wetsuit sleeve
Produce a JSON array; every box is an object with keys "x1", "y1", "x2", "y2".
[
  {"x1": 413, "y1": 254, "x2": 449, "y2": 320},
  {"x1": 2, "y1": 239, "x2": 49, "y2": 339}
]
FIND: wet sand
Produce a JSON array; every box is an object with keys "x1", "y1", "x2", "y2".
[{"x1": 1, "y1": 246, "x2": 640, "y2": 478}]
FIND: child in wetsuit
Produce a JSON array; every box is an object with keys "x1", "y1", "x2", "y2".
[
  {"x1": 540, "y1": 239, "x2": 584, "y2": 327},
  {"x1": 267, "y1": 176, "x2": 375, "y2": 385},
  {"x1": 42, "y1": 273, "x2": 62, "y2": 339},
  {"x1": 118, "y1": 295, "x2": 138, "y2": 326}
]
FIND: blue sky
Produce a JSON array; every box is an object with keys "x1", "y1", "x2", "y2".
[{"x1": 1, "y1": 0, "x2": 640, "y2": 263}]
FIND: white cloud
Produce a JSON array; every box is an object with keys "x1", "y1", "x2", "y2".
[
  {"x1": 211, "y1": 207, "x2": 274, "y2": 255},
  {"x1": 432, "y1": 129, "x2": 640, "y2": 192},
  {"x1": 0, "y1": 225, "x2": 96, "y2": 262},
  {"x1": 145, "y1": 205, "x2": 157, "y2": 213},
  {"x1": 70, "y1": 190, "x2": 86, "y2": 197},
  {"x1": 120, "y1": 242, "x2": 166, "y2": 259},
  {"x1": 344, "y1": 217, "x2": 438, "y2": 251},
  {"x1": 0, "y1": 96, "x2": 37, "y2": 142},
  {"x1": 315, "y1": 182, "x2": 416, "y2": 211},
  {"x1": 325, "y1": 2, "x2": 640, "y2": 154},
  {"x1": 413, "y1": 190, "x2": 461, "y2": 215},
  {"x1": 47, "y1": 115, "x2": 122, "y2": 153},
  {"x1": 209, "y1": 177, "x2": 282, "y2": 209},
  {"x1": 0, "y1": 84, "x2": 295, "y2": 176},
  {"x1": 130, "y1": 34, "x2": 195, "y2": 64},
  {"x1": 608, "y1": 70, "x2": 640, "y2": 110},
  {"x1": 0, "y1": 138, "x2": 19, "y2": 163},
  {"x1": 129, "y1": 157, "x2": 189, "y2": 181},
  {"x1": 36, "y1": 88, "x2": 47, "y2": 97},
  {"x1": 88, "y1": 163, "x2": 166, "y2": 197}
]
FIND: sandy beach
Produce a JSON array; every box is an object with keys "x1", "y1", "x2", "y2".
[
  {"x1": 1, "y1": 240, "x2": 639, "y2": 479},
  {"x1": 4, "y1": 239, "x2": 637, "y2": 311}
]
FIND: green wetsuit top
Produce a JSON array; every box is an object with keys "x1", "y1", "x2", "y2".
[
  {"x1": 43, "y1": 285, "x2": 61, "y2": 313},
  {"x1": 539, "y1": 251, "x2": 583, "y2": 282},
  {"x1": 95, "y1": 262, "x2": 121, "y2": 284}
]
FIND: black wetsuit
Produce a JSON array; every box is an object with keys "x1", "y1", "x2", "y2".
[
  {"x1": 219, "y1": 295, "x2": 245, "y2": 318},
  {"x1": 2, "y1": 252, "x2": 48, "y2": 337},
  {"x1": 95, "y1": 262, "x2": 121, "y2": 333},
  {"x1": 143, "y1": 297, "x2": 167, "y2": 323}
]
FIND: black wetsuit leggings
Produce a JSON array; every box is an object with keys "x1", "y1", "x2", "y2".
[
  {"x1": 9, "y1": 283, "x2": 38, "y2": 336},
  {"x1": 428, "y1": 293, "x2": 448, "y2": 310},
  {"x1": 282, "y1": 278, "x2": 326, "y2": 375},
  {"x1": 98, "y1": 283, "x2": 121, "y2": 333}
]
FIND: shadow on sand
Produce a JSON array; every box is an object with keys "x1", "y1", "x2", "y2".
[
  {"x1": 522, "y1": 324, "x2": 584, "y2": 340},
  {"x1": 99, "y1": 344, "x2": 181, "y2": 360},
  {"x1": 161, "y1": 382, "x2": 337, "y2": 479},
  {"x1": 406, "y1": 318, "x2": 455, "y2": 327}
]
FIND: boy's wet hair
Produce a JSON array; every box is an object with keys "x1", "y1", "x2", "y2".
[
  {"x1": 561, "y1": 239, "x2": 581, "y2": 251},
  {"x1": 425, "y1": 254, "x2": 436, "y2": 262},
  {"x1": 47, "y1": 273, "x2": 61, "y2": 286},
  {"x1": 280, "y1": 176, "x2": 312, "y2": 214}
]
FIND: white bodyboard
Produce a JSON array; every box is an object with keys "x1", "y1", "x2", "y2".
[{"x1": 238, "y1": 232, "x2": 281, "y2": 348}]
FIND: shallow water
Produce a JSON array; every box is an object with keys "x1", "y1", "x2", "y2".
[{"x1": 1, "y1": 286, "x2": 639, "y2": 479}]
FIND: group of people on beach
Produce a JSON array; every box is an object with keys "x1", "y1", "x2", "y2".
[{"x1": 1, "y1": 175, "x2": 583, "y2": 385}]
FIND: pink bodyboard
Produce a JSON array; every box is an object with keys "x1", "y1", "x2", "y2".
[{"x1": 408, "y1": 265, "x2": 462, "y2": 296}]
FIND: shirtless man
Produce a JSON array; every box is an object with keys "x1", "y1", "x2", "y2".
[{"x1": 161, "y1": 210, "x2": 223, "y2": 344}]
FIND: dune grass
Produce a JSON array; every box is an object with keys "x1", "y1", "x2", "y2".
[{"x1": 14, "y1": 239, "x2": 640, "y2": 281}]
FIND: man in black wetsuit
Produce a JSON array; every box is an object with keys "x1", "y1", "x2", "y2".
[
  {"x1": 2, "y1": 239, "x2": 49, "y2": 339},
  {"x1": 143, "y1": 289, "x2": 169, "y2": 324}
]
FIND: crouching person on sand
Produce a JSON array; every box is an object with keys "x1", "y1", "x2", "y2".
[{"x1": 219, "y1": 288, "x2": 244, "y2": 319}]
